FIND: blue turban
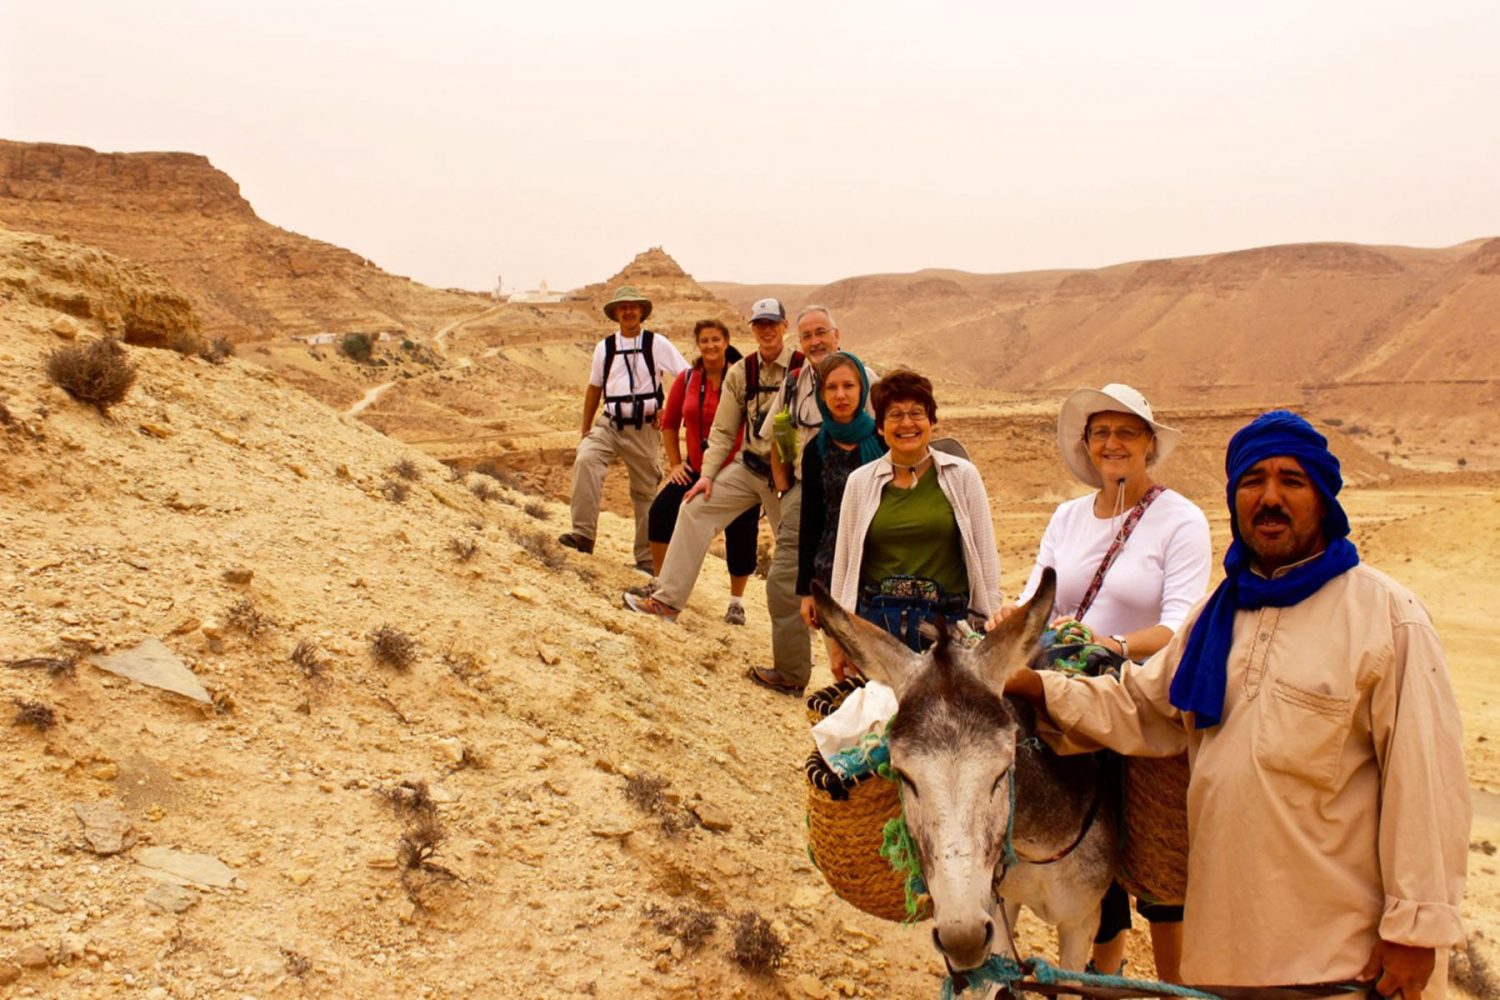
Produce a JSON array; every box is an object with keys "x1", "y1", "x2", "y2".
[{"x1": 1168, "y1": 410, "x2": 1360, "y2": 726}]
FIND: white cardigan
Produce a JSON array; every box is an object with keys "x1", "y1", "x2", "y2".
[{"x1": 829, "y1": 450, "x2": 1002, "y2": 618}]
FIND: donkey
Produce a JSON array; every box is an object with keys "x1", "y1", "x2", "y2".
[{"x1": 814, "y1": 569, "x2": 1116, "y2": 979}]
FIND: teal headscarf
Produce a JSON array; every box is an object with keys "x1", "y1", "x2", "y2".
[{"x1": 814, "y1": 352, "x2": 885, "y2": 465}]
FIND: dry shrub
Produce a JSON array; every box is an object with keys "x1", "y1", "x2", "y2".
[
  {"x1": 165, "y1": 329, "x2": 205, "y2": 357},
  {"x1": 380, "y1": 479, "x2": 410, "y2": 503},
  {"x1": 200, "y1": 337, "x2": 235, "y2": 364},
  {"x1": 469, "y1": 479, "x2": 498, "y2": 503},
  {"x1": 729, "y1": 911, "x2": 786, "y2": 973},
  {"x1": 512, "y1": 527, "x2": 566, "y2": 570},
  {"x1": 441, "y1": 647, "x2": 483, "y2": 684},
  {"x1": 391, "y1": 457, "x2": 421, "y2": 481},
  {"x1": 289, "y1": 639, "x2": 329, "y2": 680},
  {"x1": 523, "y1": 500, "x2": 548, "y2": 521},
  {"x1": 447, "y1": 536, "x2": 479, "y2": 562},
  {"x1": 370, "y1": 625, "x2": 417, "y2": 670},
  {"x1": 645, "y1": 904, "x2": 718, "y2": 952},
  {"x1": 46, "y1": 336, "x2": 137, "y2": 413},
  {"x1": 5, "y1": 655, "x2": 78, "y2": 678},
  {"x1": 624, "y1": 773, "x2": 681, "y2": 837},
  {"x1": 225, "y1": 597, "x2": 275, "y2": 639},
  {"x1": 13, "y1": 699, "x2": 56, "y2": 731},
  {"x1": 474, "y1": 459, "x2": 524, "y2": 491},
  {"x1": 280, "y1": 948, "x2": 312, "y2": 978},
  {"x1": 446, "y1": 464, "x2": 466, "y2": 483},
  {"x1": 1452, "y1": 942, "x2": 1500, "y2": 999},
  {"x1": 384, "y1": 780, "x2": 460, "y2": 906}
]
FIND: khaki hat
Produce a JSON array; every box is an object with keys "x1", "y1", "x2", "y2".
[
  {"x1": 1057, "y1": 383, "x2": 1181, "y2": 488},
  {"x1": 603, "y1": 286, "x2": 653, "y2": 322}
]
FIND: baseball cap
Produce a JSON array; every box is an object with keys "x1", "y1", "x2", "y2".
[{"x1": 749, "y1": 298, "x2": 786, "y2": 323}]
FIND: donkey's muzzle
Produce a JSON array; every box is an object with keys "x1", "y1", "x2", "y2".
[{"x1": 933, "y1": 916, "x2": 994, "y2": 971}]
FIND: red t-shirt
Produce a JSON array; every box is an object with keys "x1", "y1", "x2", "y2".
[{"x1": 661, "y1": 365, "x2": 744, "y2": 473}]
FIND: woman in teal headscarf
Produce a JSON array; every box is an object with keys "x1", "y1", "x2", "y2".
[{"x1": 796, "y1": 351, "x2": 886, "y2": 631}]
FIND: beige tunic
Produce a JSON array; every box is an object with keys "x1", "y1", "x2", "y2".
[{"x1": 1039, "y1": 561, "x2": 1469, "y2": 990}]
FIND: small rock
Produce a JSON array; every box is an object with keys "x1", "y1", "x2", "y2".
[
  {"x1": 335, "y1": 463, "x2": 352, "y2": 480},
  {"x1": 138, "y1": 421, "x2": 175, "y2": 439},
  {"x1": 434, "y1": 737, "x2": 465, "y2": 764},
  {"x1": 796, "y1": 973, "x2": 830, "y2": 999},
  {"x1": 510, "y1": 586, "x2": 538, "y2": 603},
  {"x1": 143, "y1": 882, "x2": 198, "y2": 915},
  {"x1": 167, "y1": 616, "x2": 202, "y2": 637},
  {"x1": 134, "y1": 847, "x2": 238, "y2": 888},
  {"x1": 31, "y1": 894, "x2": 68, "y2": 914},
  {"x1": 88, "y1": 761, "x2": 119, "y2": 781},
  {"x1": 536, "y1": 641, "x2": 560, "y2": 666},
  {"x1": 221, "y1": 566, "x2": 254, "y2": 585},
  {"x1": 365, "y1": 855, "x2": 398, "y2": 870},
  {"x1": 200, "y1": 619, "x2": 224, "y2": 641},
  {"x1": 74, "y1": 800, "x2": 135, "y2": 856},
  {"x1": 286, "y1": 869, "x2": 313, "y2": 886},
  {"x1": 689, "y1": 801, "x2": 733, "y2": 833},
  {"x1": 57, "y1": 934, "x2": 86, "y2": 965},
  {"x1": 89, "y1": 639, "x2": 212, "y2": 704},
  {"x1": 50, "y1": 315, "x2": 79, "y2": 340},
  {"x1": 0, "y1": 961, "x2": 20, "y2": 985},
  {"x1": 789, "y1": 886, "x2": 825, "y2": 911},
  {"x1": 589, "y1": 819, "x2": 635, "y2": 840},
  {"x1": 15, "y1": 943, "x2": 49, "y2": 968}
]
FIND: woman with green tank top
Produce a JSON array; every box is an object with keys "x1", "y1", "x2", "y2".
[{"x1": 824, "y1": 370, "x2": 1002, "y2": 681}]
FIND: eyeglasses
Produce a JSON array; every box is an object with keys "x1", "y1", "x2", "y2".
[
  {"x1": 1086, "y1": 426, "x2": 1147, "y2": 443},
  {"x1": 884, "y1": 407, "x2": 930, "y2": 425}
]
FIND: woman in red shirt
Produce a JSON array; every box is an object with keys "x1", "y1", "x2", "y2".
[{"x1": 631, "y1": 319, "x2": 761, "y2": 625}]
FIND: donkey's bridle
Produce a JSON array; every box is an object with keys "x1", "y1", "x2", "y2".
[{"x1": 998, "y1": 751, "x2": 1106, "y2": 871}]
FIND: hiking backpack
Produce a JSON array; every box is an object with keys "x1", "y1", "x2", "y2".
[{"x1": 601, "y1": 329, "x2": 663, "y2": 430}]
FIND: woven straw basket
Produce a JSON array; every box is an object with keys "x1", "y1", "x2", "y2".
[
  {"x1": 803, "y1": 680, "x2": 931, "y2": 923},
  {"x1": 1118, "y1": 752, "x2": 1190, "y2": 906}
]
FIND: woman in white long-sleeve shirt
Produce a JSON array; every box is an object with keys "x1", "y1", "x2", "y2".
[{"x1": 1000, "y1": 383, "x2": 1211, "y2": 982}]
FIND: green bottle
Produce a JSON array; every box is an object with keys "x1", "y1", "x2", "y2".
[{"x1": 772, "y1": 408, "x2": 798, "y2": 465}]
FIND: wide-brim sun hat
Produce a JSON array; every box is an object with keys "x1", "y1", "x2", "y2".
[
  {"x1": 603, "y1": 285, "x2": 653, "y2": 322},
  {"x1": 1057, "y1": 383, "x2": 1181, "y2": 488}
]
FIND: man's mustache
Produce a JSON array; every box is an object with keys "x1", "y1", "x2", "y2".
[{"x1": 1254, "y1": 508, "x2": 1291, "y2": 526}]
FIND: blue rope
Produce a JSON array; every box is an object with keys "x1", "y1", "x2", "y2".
[{"x1": 942, "y1": 955, "x2": 1222, "y2": 999}]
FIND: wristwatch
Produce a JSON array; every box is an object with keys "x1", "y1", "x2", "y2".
[{"x1": 1110, "y1": 634, "x2": 1131, "y2": 661}]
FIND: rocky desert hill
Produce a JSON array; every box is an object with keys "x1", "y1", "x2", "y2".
[
  {"x1": 0, "y1": 140, "x2": 483, "y2": 344},
  {"x1": 707, "y1": 237, "x2": 1500, "y2": 470},
  {"x1": 2, "y1": 231, "x2": 989, "y2": 998}
]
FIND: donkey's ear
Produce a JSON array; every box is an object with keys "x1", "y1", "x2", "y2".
[
  {"x1": 971, "y1": 568, "x2": 1056, "y2": 694},
  {"x1": 812, "y1": 582, "x2": 924, "y2": 699}
]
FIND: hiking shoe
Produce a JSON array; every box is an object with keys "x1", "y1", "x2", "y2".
[
  {"x1": 633, "y1": 559, "x2": 655, "y2": 574},
  {"x1": 723, "y1": 603, "x2": 746, "y2": 626},
  {"x1": 622, "y1": 591, "x2": 679, "y2": 622},
  {"x1": 626, "y1": 580, "x2": 660, "y2": 600},
  {"x1": 557, "y1": 532, "x2": 594, "y2": 554},
  {"x1": 747, "y1": 665, "x2": 805, "y2": 695}
]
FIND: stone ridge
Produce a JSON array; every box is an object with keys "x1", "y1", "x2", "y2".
[{"x1": 0, "y1": 140, "x2": 255, "y2": 220}]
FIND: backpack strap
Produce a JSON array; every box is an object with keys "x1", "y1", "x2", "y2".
[{"x1": 1076, "y1": 485, "x2": 1166, "y2": 620}]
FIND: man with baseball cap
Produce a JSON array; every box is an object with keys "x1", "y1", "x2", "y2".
[
  {"x1": 1003, "y1": 410, "x2": 1469, "y2": 996},
  {"x1": 624, "y1": 297, "x2": 814, "y2": 693},
  {"x1": 560, "y1": 286, "x2": 689, "y2": 569}
]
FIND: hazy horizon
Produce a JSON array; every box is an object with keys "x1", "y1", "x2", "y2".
[{"x1": 3, "y1": 1, "x2": 1499, "y2": 293}]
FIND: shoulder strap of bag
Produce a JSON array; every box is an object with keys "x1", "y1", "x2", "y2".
[{"x1": 1075, "y1": 484, "x2": 1166, "y2": 621}]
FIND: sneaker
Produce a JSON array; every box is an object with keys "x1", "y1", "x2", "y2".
[
  {"x1": 622, "y1": 591, "x2": 679, "y2": 622},
  {"x1": 723, "y1": 603, "x2": 746, "y2": 626},
  {"x1": 557, "y1": 532, "x2": 594, "y2": 554},
  {"x1": 626, "y1": 580, "x2": 660, "y2": 599}
]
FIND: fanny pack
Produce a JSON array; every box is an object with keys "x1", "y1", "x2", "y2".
[{"x1": 856, "y1": 576, "x2": 972, "y2": 653}]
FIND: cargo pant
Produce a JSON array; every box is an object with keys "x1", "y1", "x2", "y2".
[
  {"x1": 569, "y1": 415, "x2": 661, "y2": 567},
  {"x1": 656, "y1": 461, "x2": 812, "y2": 684}
]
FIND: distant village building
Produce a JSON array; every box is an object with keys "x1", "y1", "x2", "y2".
[
  {"x1": 292, "y1": 333, "x2": 339, "y2": 346},
  {"x1": 508, "y1": 279, "x2": 566, "y2": 304}
]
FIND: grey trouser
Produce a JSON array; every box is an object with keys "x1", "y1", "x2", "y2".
[
  {"x1": 656, "y1": 462, "x2": 811, "y2": 683},
  {"x1": 569, "y1": 416, "x2": 661, "y2": 566}
]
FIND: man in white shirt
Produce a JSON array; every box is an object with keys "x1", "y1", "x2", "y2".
[{"x1": 561, "y1": 286, "x2": 689, "y2": 570}]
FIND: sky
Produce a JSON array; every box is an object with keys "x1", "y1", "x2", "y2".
[{"x1": 3, "y1": 1, "x2": 1499, "y2": 294}]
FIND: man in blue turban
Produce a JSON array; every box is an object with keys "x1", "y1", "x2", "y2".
[{"x1": 1008, "y1": 410, "x2": 1469, "y2": 997}]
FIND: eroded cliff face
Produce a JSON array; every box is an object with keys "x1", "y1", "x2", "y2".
[{"x1": 0, "y1": 140, "x2": 479, "y2": 342}]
